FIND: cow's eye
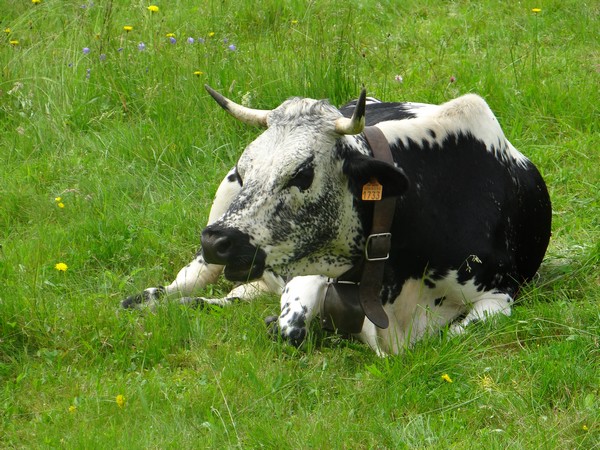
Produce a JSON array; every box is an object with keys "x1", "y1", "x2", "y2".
[{"x1": 286, "y1": 165, "x2": 314, "y2": 192}]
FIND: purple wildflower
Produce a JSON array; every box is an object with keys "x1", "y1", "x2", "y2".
[
  {"x1": 86, "y1": 68, "x2": 91, "y2": 79},
  {"x1": 99, "y1": 53, "x2": 106, "y2": 61},
  {"x1": 187, "y1": 37, "x2": 195, "y2": 44},
  {"x1": 169, "y1": 36, "x2": 176, "y2": 44},
  {"x1": 228, "y1": 44, "x2": 236, "y2": 51},
  {"x1": 118, "y1": 47, "x2": 123, "y2": 52},
  {"x1": 83, "y1": 47, "x2": 90, "y2": 54},
  {"x1": 138, "y1": 42, "x2": 146, "y2": 51},
  {"x1": 197, "y1": 37, "x2": 205, "y2": 44}
]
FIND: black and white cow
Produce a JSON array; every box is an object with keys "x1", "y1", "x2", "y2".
[{"x1": 122, "y1": 86, "x2": 551, "y2": 355}]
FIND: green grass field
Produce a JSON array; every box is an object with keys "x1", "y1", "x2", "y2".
[{"x1": 1, "y1": 0, "x2": 598, "y2": 447}]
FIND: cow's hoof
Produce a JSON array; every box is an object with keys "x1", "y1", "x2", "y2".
[
  {"x1": 265, "y1": 315, "x2": 280, "y2": 337},
  {"x1": 283, "y1": 326, "x2": 307, "y2": 347},
  {"x1": 265, "y1": 315, "x2": 278, "y2": 326},
  {"x1": 121, "y1": 293, "x2": 144, "y2": 309},
  {"x1": 265, "y1": 316, "x2": 307, "y2": 347},
  {"x1": 120, "y1": 286, "x2": 165, "y2": 309}
]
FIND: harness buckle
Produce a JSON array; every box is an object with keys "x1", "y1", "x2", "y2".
[{"x1": 364, "y1": 232, "x2": 392, "y2": 261}]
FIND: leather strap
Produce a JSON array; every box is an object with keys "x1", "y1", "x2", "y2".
[
  {"x1": 358, "y1": 126, "x2": 396, "y2": 329},
  {"x1": 321, "y1": 126, "x2": 396, "y2": 332}
]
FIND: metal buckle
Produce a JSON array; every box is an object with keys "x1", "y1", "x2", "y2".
[{"x1": 364, "y1": 232, "x2": 392, "y2": 261}]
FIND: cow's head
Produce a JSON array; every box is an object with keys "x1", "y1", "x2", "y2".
[{"x1": 201, "y1": 85, "x2": 408, "y2": 281}]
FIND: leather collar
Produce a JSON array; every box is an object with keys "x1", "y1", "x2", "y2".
[{"x1": 321, "y1": 126, "x2": 396, "y2": 332}]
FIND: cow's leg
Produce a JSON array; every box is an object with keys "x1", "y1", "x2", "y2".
[
  {"x1": 178, "y1": 269, "x2": 285, "y2": 307},
  {"x1": 269, "y1": 275, "x2": 328, "y2": 346},
  {"x1": 449, "y1": 290, "x2": 514, "y2": 335},
  {"x1": 223, "y1": 270, "x2": 285, "y2": 300},
  {"x1": 121, "y1": 168, "x2": 242, "y2": 309}
]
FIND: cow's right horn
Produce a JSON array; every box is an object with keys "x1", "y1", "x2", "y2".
[
  {"x1": 334, "y1": 88, "x2": 367, "y2": 135},
  {"x1": 205, "y1": 85, "x2": 270, "y2": 128}
]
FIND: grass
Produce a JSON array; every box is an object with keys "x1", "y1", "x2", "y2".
[{"x1": 1, "y1": 0, "x2": 598, "y2": 448}]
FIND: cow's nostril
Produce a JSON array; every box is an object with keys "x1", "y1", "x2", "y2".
[
  {"x1": 201, "y1": 227, "x2": 242, "y2": 265},
  {"x1": 201, "y1": 228, "x2": 234, "y2": 265},
  {"x1": 214, "y1": 236, "x2": 232, "y2": 258}
]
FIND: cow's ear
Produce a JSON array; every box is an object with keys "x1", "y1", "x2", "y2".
[{"x1": 343, "y1": 153, "x2": 409, "y2": 198}]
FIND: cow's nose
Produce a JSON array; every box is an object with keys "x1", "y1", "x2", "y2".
[
  {"x1": 201, "y1": 224, "x2": 267, "y2": 281},
  {"x1": 201, "y1": 227, "x2": 236, "y2": 265}
]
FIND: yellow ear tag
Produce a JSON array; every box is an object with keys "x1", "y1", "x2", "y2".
[{"x1": 362, "y1": 179, "x2": 383, "y2": 201}]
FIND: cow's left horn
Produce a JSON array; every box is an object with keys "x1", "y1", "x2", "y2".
[
  {"x1": 334, "y1": 88, "x2": 367, "y2": 135},
  {"x1": 205, "y1": 85, "x2": 271, "y2": 128}
]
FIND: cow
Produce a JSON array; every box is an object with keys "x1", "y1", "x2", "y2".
[{"x1": 122, "y1": 85, "x2": 552, "y2": 355}]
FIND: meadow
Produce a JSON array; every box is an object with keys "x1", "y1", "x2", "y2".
[{"x1": 1, "y1": 0, "x2": 598, "y2": 447}]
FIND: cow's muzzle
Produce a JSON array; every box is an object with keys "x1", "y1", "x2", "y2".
[{"x1": 201, "y1": 225, "x2": 266, "y2": 282}]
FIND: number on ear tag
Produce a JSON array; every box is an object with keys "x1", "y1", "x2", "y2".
[{"x1": 362, "y1": 179, "x2": 383, "y2": 201}]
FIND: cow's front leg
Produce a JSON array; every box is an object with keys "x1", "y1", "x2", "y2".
[
  {"x1": 121, "y1": 254, "x2": 223, "y2": 309},
  {"x1": 179, "y1": 269, "x2": 285, "y2": 307},
  {"x1": 223, "y1": 270, "x2": 285, "y2": 301},
  {"x1": 268, "y1": 275, "x2": 328, "y2": 347}
]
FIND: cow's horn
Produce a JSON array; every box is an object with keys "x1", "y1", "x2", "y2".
[
  {"x1": 205, "y1": 85, "x2": 270, "y2": 128},
  {"x1": 334, "y1": 88, "x2": 367, "y2": 135}
]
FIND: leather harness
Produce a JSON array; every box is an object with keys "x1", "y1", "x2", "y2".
[{"x1": 321, "y1": 126, "x2": 397, "y2": 334}]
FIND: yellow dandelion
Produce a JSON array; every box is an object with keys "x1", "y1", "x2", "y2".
[
  {"x1": 9, "y1": 40, "x2": 19, "y2": 46},
  {"x1": 32, "y1": 0, "x2": 41, "y2": 4},
  {"x1": 147, "y1": 5, "x2": 159, "y2": 12},
  {"x1": 582, "y1": 424, "x2": 589, "y2": 431},
  {"x1": 165, "y1": 33, "x2": 175, "y2": 38},
  {"x1": 441, "y1": 373, "x2": 453, "y2": 383},
  {"x1": 123, "y1": 26, "x2": 133, "y2": 32},
  {"x1": 55, "y1": 196, "x2": 62, "y2": 202},
  {"x1": 291, "y1": 20, "x2": 298, "y2": 25},
  {"x1": 57, "y1": 202, "x2": 65, "y2": 208},
  {"x1": 531, "y1": 8, "x2": 541, "y2": 13},
  {"x1": 480, "y1": 374, "x2": 495, "y2": 390},
  {"x1": 55, "y1": 262, "x2": 68, "y2": 272},
  {"x1": 4, "y1": 28, "x2": 11, "y2": 34},
  {"x1": 193, "y1": 71, "x2": 204, "y2": 76},
  {"x1": 68, "y1": 405, "x2": 77, "y2": 413},
  {"x1": 208, "y1": 32, "x2": 215, "y2": 37},
  {"x1": 116, "y1": 394, "x2": 126, "y2": 408}
]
